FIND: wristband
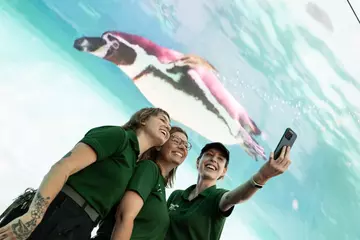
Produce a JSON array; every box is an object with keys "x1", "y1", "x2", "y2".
[{"x1": 250, "y1": 176, "x2": 264, "y2": 189}]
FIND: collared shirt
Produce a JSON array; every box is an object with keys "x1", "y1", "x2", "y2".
[
  {"x1": 166, "y1": 184, "x2": 234, "y2": 240},
  {"x1": 127, "y1": 160, "x2": 169, "y2": 240},
  {"x1": 67, "y1": 126, "x2": 139, "y2": 218}
]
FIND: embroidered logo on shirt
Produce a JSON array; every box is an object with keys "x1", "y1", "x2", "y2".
[
  {"x1": 168, "y1": 203, "x2": 179, "y2": 211},
  {"x1": 157, "y1": 184, "x2": 162, "y2": 193}
]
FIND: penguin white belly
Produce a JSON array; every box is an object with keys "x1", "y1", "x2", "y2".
[{"x1": 134, "y1": 75, "x2": 239, "y2": 144}]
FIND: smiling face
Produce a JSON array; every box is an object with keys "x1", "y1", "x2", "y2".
[
  {"x1": 197, "y1": 148, "x2": 228, "y2": 180},
  {"x1": 142, "y1": 112, "x2": 171, "y2": 147},
  {"x1": 158, "y1": 131, "x2": 189, "y2": 166}
]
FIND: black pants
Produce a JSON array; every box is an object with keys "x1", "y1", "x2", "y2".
[
  {"x1": 91, "y1": 206, "x2": 116, "y2": 240},
  {"x1": 28, "y1": 191, "x2": 97, "y2": 240}
]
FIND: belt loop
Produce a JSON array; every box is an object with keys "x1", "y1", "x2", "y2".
[{"x1": 81, "y1": 202, "x2": 87, "y2": 210}]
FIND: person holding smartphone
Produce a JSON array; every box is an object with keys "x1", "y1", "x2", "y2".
[
  {"x1": 165, "y1": 142, "x2": 291, "y2": 240},
  {"x1": 0, "y1": 107, "x2": 171, "y2": 240}
]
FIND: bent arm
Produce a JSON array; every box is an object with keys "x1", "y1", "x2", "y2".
[
  {"x1": 111, "y1": 191, "x2": 144, "y2": 240},
  {"x1": 111, "y1": 160, "x2": 158, "y2": 240},
  {"x1": 25, "y1": 143, "x2": 97, "y2": 225},
  {"x1": 219, "y1": 171, "x2": 269, "y2": 212}
]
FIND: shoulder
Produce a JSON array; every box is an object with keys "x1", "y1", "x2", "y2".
[
  {"x1": 213, "y1": 188, "x2": 233, "y2": 218},
  {"x1": 80, "y1": 126, "x2": 129, "y2": 160},
  {"x1": 127, "y1": 160, "x2": 161, "y2": 201},
  {"x1": 212, "y1": 187, "x2": 229, "y2": 204},
  {"x1": 169, "y1": 189, "x2": 183, "y2": 198},
  {"x1": 167, "y1": 189, "x2": 183, "y2": 203},
  {"x1": 85, "y1": 126, "x2": 127, "y2": 138},
  {"x1": 136, "y1": 160, "x2": 159, "y2": 172},
  {"x1": 132, "y1": 160, "x2": 160, "y2": 183},
  {"x1": 167, "y1": 184, "x2": 194, "y2": 201},
  {"x1": 214, "y1": 188, "x2": 229, "y2": 197}
]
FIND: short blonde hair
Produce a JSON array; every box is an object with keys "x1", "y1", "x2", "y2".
[{"x1": 122, "y1": 107, "x2": 170, "y2": 131}]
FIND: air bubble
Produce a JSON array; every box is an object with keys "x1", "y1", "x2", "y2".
[{"x1": 292, "y1": 199, "x2": 299, "y2": 211}]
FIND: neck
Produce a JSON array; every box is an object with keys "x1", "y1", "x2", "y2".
[
  {"x1": 155, "y1": 159, "x2": 175, "y2": 179},
  {"x1": 135, "y1": 130, "x2": 154, "y2": 157},
  {"x1": 193, "y1": 176, "x2": 216, "y2": 197}
]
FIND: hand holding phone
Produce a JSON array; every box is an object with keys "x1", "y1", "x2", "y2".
[
  {"x1": 274, "y1": 128, "x2": 297, "y2": 160},
  {"x1": 256, "y1": 128, "x2": 295, "y2": 182}
]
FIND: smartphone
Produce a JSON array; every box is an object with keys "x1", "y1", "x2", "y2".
[{"x1": 274, "y1": 128, "x2": 297, "y2": 160}]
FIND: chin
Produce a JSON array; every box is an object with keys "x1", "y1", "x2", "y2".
[
  {"x1": 174, "y1": 160, "x2": 185, "y2": 166},
  {"x1": 200, "y1": 172, "x2": 217, "y2": 180},
  {"x1": 155, "y1": 137, "x2": 167, "y2": 146}
]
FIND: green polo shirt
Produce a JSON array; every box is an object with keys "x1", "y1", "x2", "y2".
[
  {"x1": 66, "y1": 125, "x2": 140, "y2": 218},
  {"x1": 128, "y1": 160, "x2": 169, "y2": 240},
  {"x1": 165, "y1": 185, "x2": 234, "y2": 240},
  {"x1": 92, "y1": 160, "x2": 169, "y2": 240}
]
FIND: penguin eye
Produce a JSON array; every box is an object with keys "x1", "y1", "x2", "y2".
[{"x1": 107, "y1": 35, "x2": 117, "y2": 41}]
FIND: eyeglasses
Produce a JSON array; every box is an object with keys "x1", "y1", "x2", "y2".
[{"x1": 170, "y1": 135, "x2": 192, "y2": 150}]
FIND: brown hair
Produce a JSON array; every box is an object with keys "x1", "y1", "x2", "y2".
[
  {"x1": 122, "y1": 107, "x2": 170, "y2": 131},
  {"x1": 139, "y1": 126, "x2": 188, "y2": 188}
]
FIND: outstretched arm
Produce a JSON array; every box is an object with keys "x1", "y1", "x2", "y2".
[
  {"x1": 219, "y1": 171, "x2": 267, "y2": 212},
  {"x1": 219, "y1": 146, "x2": 291, "y2": 212}
]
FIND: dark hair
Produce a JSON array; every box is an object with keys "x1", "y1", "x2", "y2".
[
  {"x1": 122, "y1": 107, "x2": 170, "y2": 131},
  {"x1": 139, "y1": 126, "x2": 188, "y2": 188}
]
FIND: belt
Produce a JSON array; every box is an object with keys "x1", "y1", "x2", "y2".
[{"x1": 61, "y1": 184, "x2": 100, "y2": 223}]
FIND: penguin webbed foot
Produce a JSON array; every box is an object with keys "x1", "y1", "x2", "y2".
[
  {"x1": 235, "y1": 130, "x2": 266, "y2": 161},
  {"x1": 238, "y1": 117, "x2": 262, "y2": 136}
]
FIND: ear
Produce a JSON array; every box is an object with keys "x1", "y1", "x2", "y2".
[
  {"x1": 140, "y1": 120, "x2": 146, "y2": 126},
  {"x1": 219, "y1": 167, "x2": 228, "y2": 179},
  {"x1": 196, "y1": 157, "x2": 200, "y2": 170},
  {"x1": 155, "y1": 146, "x2": 161, "y2": 151}
]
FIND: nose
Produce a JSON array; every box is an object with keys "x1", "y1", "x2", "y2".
[
  {"x1": 178, "y1": 143, "x2": 187, "y2": 151},
  {"x1": 209, "y1": 157, "x2": 218, "y2": 163}
]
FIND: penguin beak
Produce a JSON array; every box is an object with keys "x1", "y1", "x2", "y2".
[{"x1": 73, "y1": 37, "x2": 107, "y2": 52}]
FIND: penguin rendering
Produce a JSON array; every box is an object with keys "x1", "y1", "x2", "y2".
[{"x1": 73, "y1": 31, "x2": 266, "y2": 160}]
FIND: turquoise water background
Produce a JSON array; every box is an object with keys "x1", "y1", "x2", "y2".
[{"x1": 1, "y1": 0, "x2": 360, "y2": 239}]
